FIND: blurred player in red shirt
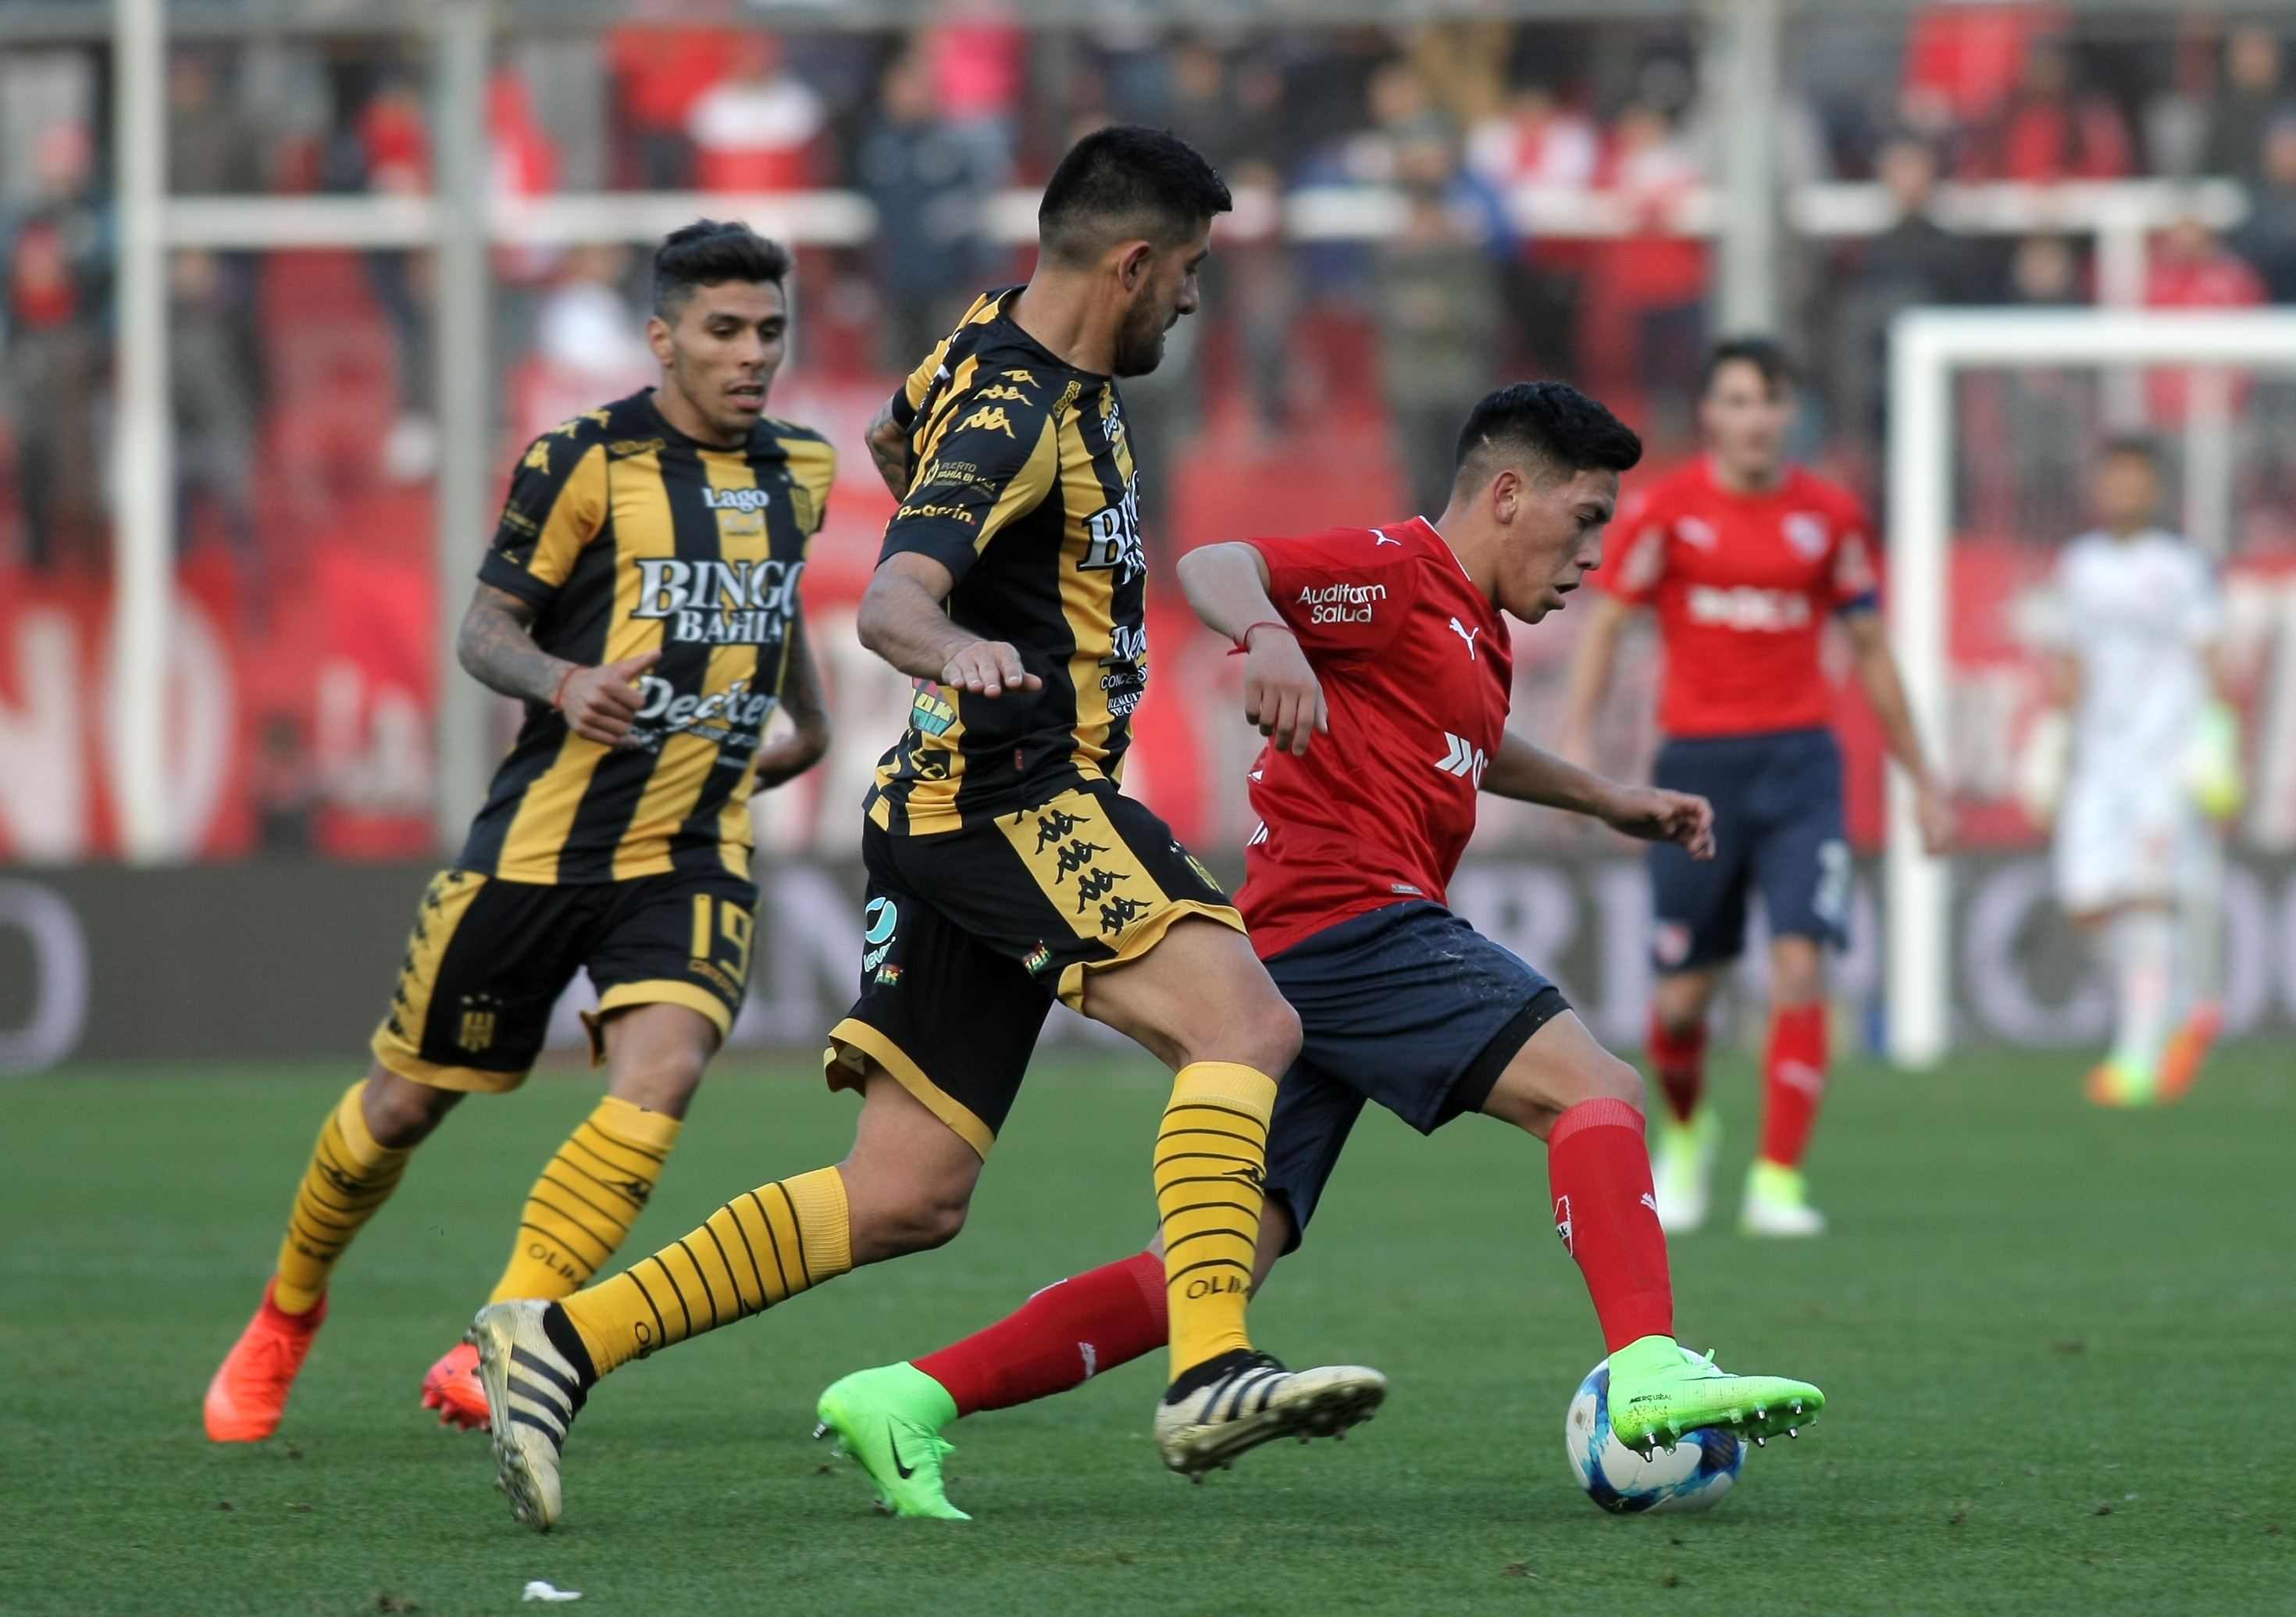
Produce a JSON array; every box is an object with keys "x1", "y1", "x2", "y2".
[{"x1": 1561, "y1": 339, "x2": 1951, "y2": 1237}]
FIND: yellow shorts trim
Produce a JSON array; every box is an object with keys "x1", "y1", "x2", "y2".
[
  {"x1": 1054, "y1": 898, "x2": 1246, "y2": 1012},
  {"x1": 822, "y1": 1016, "x2": 996, "y2": 1161},
  {"x1": 369, "y1": 1029, "x2": 529, "y2": 1094},
  {"x1": 582, "y1": 980, "x2": 736, "y2": 1065}
]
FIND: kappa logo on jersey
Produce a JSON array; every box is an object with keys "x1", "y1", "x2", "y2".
[
  {"x1": 1685, "y1": 584, "x2": 1811, "y2": 633},
  {"x1": 1447, "y1": 617, "x2": 1481, "y2": 659},
  {"x1": 1298, "y1": 580, "x2": 1385, "y2": 624},
  {"x1": 1781, "y1": 511, "x2": 1830, "y2": 561},
  {"x1": 972, "y1": 383, "x2": 1032, "y2": 403},
  {"x1": 1435, "y1": 733, "x2": 1488, "y2": 786},
  {"x1": 1675, "y1": 515, "x2": 1719, "y2": 550},
  {"x1": 955, "y1": 405, "x2": 1018, "y2": 438},
  {"x1": 1078, "y1": 480, "x2": 1146, "y2": 584},
  {"x1": 701, "y1": 484, "x2": 769, "y2": 538},
  {"x1": 631, "y1": 557, "x2": 805, "y2": 644}
]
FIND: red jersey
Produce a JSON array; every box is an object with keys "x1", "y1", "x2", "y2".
[
  {"x1": 1235, "y1": 519, "x2": 1512, "y2": 958},
  {"x1": 1599, "y1": 460, "x2": 1877, "y2": 738}
]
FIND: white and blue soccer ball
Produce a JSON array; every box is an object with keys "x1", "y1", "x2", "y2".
[{"x1": 1565, "y1": 1358, "x2": 1744, "y2": 1515}]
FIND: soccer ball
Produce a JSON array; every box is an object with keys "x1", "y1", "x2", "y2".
[{"x1": 1565, "y1": 1358, "x2": 1744, "y2": 1515}]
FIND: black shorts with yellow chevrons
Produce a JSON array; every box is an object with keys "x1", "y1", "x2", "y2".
[
  {"x1": 371, "y1": 867, "x2": 758, "y2": 1091},
  {"x1": 825, "y1": 782, "x2": 1242, "y2": 1157}
]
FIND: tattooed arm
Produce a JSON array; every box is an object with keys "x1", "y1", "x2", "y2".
[
  {"x1": 457, "y1": 582, "x2": 658, "y2": 746},
  {"x1": 752, "y1": 607, "x2": 832, "y2": 790},
  {"x1": 865, "y1": 394, "x2": 912, "y2": 498}
]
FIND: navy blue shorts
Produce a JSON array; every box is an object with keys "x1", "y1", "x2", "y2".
[
  {"x1": 1647, "y1": 726, "x2": 1849, "y2": 973},
  {"x1": 1260, "y1": 901, "x2": 1568, "y2": 1251}
]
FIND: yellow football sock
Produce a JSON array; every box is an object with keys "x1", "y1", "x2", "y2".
[
  {"x1": 559, "y1": 1165, "x2": 850, "y2": 1376},
  {"x1": 1155, "y1": 1061, "x2": 1277, "y2": 1380},
  {"x1": 488, "y1": 1096, "x2": 683, "y2": 1304},
  {"x1": 274, "y1": 1080, "x2": 415, "y2": 1315}
]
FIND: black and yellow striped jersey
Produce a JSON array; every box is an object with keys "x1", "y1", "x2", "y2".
[
  {"x1": 868, "y1": 287, "x2": 1147, "y2": 835},
  {"x1": 458, "y1": 389, "x2": 834, "y2": 884}
]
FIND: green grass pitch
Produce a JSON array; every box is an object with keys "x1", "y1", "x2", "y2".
[{"x1": 5, "y1": 1047, "x2": 2293, "y2": 1615}]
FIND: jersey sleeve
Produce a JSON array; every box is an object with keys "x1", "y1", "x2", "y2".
[
  {"x1": 1250, "y1": 528, "x2": 1422, "y2": 657},
  {"x1": 1597, "y1": 487, "x2": 1670, "y2": 605},
  {"x1": 879, "y1": 379, "x2": 1061, "y2": 584},
  {"x1": 1827, "y1": 508, "x2": 1881, "y2": 614},
  {"x1": 477, "y1": 431, "x2": 609, "y2": 609}
]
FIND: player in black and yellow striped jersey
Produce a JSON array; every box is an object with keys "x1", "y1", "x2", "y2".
[
  {"x1": 473, "y1": 130, "x2": 1385, "y2": 1536},
  {"x1": 204, "y1": 222, "x2": 834, "y2": 1446}
]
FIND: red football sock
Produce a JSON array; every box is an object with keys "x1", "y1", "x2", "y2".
[
  {"x1": 1548, "y1": 1098, "x2": 1674, "y2": 1352},
  {"x1": 1758, "y1": 1002, "x2": 1829, "y2": 1169},
  {"x1": 1646, "y1": 1011, "x2": 1706, "y2": 1125},
  {"x1": 913, "y1": 1250, "x2": 1167, "y2": 1418}
]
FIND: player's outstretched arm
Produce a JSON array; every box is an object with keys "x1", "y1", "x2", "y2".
[
  {"x1": 458, "y1": 583, "x2": 659, "y2": 746},
  {"x1": 857, "y1": 551, "x2": 1042, "y2": 698},
  {"x1": 1842, "y1": 609, "x2": 1952, "y2": 854},
  {"x1": 1484, "y1": 731, "x2": 1715, "y2": 859},
  {"x1": 1175, "y1": 541, "x2": 1325, "y2": 756},
  {"x1": 752, "y1": 607, "x2": 832, "y2": 790},
  {"x1": 1556, "y1": 591, "x2": 1635, "y2": 768}
]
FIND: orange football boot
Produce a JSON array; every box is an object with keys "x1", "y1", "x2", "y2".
[
  {"x1": 420, "y1": 1340, "x2": 490, "y2": 1430},
  {"x1": 2155, "y1": 1001, "x2": 2223, "y2": 1104},
  {"x1": 204, "y1": 1280, "x2": 326, "y2": 1441}
]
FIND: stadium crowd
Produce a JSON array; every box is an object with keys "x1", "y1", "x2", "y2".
[{"x1": 7, "y1": 9, "x2": 2296, "y2": 584}]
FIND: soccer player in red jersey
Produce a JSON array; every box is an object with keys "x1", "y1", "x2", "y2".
[
  {"x1": 805, "y1": 381, "x2": 1827, "y2": 1519},
  {"x1": 1560, "y1": 338, "x2": 1952, "y2": 1237}
]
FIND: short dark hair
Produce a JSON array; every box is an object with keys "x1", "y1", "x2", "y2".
[
  {"x1": 653, "y1": 220, "x2": 792, "y2": 317},
  {"x1": 1038, "y1": 125, "x2": 1232, "y2": 268},
  {"x1": 2100, "y1": 434, "x2": 2161, "y2": 468},
  {"x1": 1701, "y1": 335, "x2": 1795, "y2": 398},
  {"x1": 1453, "y1": 380, "x2": 1643, "y2": 490}
]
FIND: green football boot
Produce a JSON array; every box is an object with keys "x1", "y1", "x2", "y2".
[
  {"x1": 813, "y1": 1363, "x2": 971, "y2": 1520},
  {"x1": 1604, "y1": 1334, "x2": 1824, "y2": 1456}
]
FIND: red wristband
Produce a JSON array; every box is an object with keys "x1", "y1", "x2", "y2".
[
  {"x1": 551, "y1": 664, "x2": 579, "y2": 711},
  {"x1": 1228, "y1": 620, "x2": 1296, "y2": 656}
]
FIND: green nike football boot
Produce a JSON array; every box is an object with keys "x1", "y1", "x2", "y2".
[
  {"x1": 813, "y1": 1363, "x2": 970, "y2": 1520},
  {"x1": 1604, "y1": 1334, "x2": 1824, "y2": 1456}
]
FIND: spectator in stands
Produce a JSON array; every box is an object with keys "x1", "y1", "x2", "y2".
[
  {"x1": 1587, "y1": 100, "x2": 1706, "y2": 438},
  {"x1": 169, "y1": 248, "x2": 262, "y2": 609},
  {"x1": 861, "y1": 48, "x2": 992, "y2": 373},
  {"x1": 2146, "y1": 212, "x2": 2266, "y2": 426},
  {"x1": 2233, "y1": 115, "x2": 2296, "y2": 302},
  {"x1": 535, "y1": 245, "x2": 654, "y2": 387},
  {"x1": 688, "y1": 34, "x2": 827, "y2": 193},
  {"x1": 1833, "y1": 135, "x2": 1982, "y2": 442},
  {"x1": 2009, "y1": 232, "x2": 2081, "y2": 305},
  {"x1": 1373, "y1": 122, "x2": 1502, "y2": 517},
  {"x1": 1466, "y1": 81, "x2": 1599, "y2": 191},
  {"x1": 169, "y1": 50, "x2": 265, "y2": 195},
  {"x1": 2, "y1": 120, "x2": 104, "y2": 573},
  {"x1": 2205, "y1": 23, "x2": 2293, "y2": 181},
  {"x1": 354, "y1": 68, "x2": 438, "y2": 484},
  {"x1": 925, "y1": 6, "x2": 1025, "y2": 191},
  {"x1": 606, "y1": 23, "x2": 733, "y2": 189},
  {"x1": 1466, "y1": 81, "x2": 1599, "y2": 378},
  {"x1": 1963, "y1": 39, "x2": 2132, "y2": 182}
]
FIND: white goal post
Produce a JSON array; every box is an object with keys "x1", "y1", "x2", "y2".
[{"x1": 1884, "y1": 306, "x2": 2296, "y2": 1069}]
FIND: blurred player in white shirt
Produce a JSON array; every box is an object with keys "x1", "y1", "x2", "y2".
[{"x1": 2026, "y1": 439, "x2": 2240, "y2": 1106}]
